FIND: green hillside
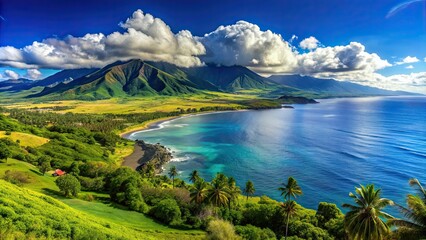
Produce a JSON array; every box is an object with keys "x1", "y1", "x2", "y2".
[{"x1": 0, "y1": 179, "x2": 205, "y2": 239}]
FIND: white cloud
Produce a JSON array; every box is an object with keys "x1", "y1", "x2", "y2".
[
  {"x1": 0, "y1": 9, "x2": 205, "y2": 69},
  {"x1": 296, "y1": 42, "x2": 391, "y2": 75},
  {"x1": 406, "y1": 65, "x2": 414, "y2": 69},
  {"x1": 299, "y1": 36, "x2": 319, "y2": 50},
  {"x1": 395, "y1": 56, "x2": 419, "y2": 65},
  {"x1": 424, "y1": 57, "x2": 426, "y2": 62},
  {"x1": 199, "y1": 21, "x2": 298, "y2": 74},
  {"x1": 25, "y1": 69, "x2": 42, "y2": 79},
  {"x1": 4, "y1": 70, "x2": 19, "y2": 79}
]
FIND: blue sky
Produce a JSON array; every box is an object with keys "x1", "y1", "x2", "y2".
[{"x1": 0, "y1": 0, "x2": 425, "y2": 92}]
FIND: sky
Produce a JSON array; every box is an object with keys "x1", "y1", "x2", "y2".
[{"x1": 0, "y1": 0, "x2": 425, "y2": 93}]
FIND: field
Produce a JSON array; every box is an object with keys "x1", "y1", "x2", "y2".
[
  {"x1": 0, "y1": 131, "x2": 50, "y2": 147},
  {"x1": 0, "y1": 91, "x2": 259, "y2": 114}
]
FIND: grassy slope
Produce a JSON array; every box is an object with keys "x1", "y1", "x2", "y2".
[
  {"x1": 0, "y1": 131, "x2": 49, "y2": 147},
  {"x1": 0, "y1": 159, "x2": 205, "y2": 239}
]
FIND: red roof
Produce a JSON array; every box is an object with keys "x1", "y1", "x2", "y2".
[{"x1": 55, "y1": 169, "x2": 65, "y2": 176}]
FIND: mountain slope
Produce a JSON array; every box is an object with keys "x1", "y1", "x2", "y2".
[
  {"x1": 183, "y1": 64, "x2": 275, "y2": 92},
  {"x1": 269, "y1": 75, "x2": 415, "y2": 97},
  {"x1": 0, "y1": 69, "x2": 97, "y2": 92},
  {"x1": 31, "y1": 60, "x2": 202, "y2": 99},
  {"x1": 0, "y1": 78, "x2": 32, "y2": 89}
]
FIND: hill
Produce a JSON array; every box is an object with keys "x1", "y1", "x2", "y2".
[
  {"x1": 268, "y1": 74, "x2": 416, "y2": 97},
  {"x1": 0, "y1": 179, "x2": 204, "y2": 239}
]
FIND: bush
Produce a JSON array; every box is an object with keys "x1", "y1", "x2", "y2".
[
  {"x1": 55, "y1": 175, "x2": 81, "y2": 197},
  {"x1": 206, "y1": 219, "x2": 240, "y2": 240},
  {"x1": 78, "y1": 176, "x2": 105, "y2": 192},
  {"x1": 235, "y1": 225, "x2": 276, "y2": 240},
  {"x1": 2, "y1": 170, "x2": 32, "y2": 186},
  {"x1": 150, "y1": 198, "x2": 181, "y2": 224}
]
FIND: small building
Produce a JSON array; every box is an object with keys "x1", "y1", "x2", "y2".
[{"x1": 52, "y1": 169, "x2": 65, "y2": 177}]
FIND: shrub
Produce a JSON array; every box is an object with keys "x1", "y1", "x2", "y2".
[
  {"x1": 2, "y1": 170, "x2": 32, "y2": 186},
  {"x1": 150, "y1": 198, "x2": 181, "y2": 224},
  {"x1": 206, "y1": 219, "x2": 240, "y2": 240},
  {"x1": 235, "y1": 225, "x2": 276, "y2": 240},
  {"x1": 55, "y1": 175, "x2": 81, "y2": 197}
]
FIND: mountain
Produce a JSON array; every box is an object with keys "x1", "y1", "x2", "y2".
[
  {"x1": 2, "y1": 68, "x2": 98, "y2": 92},
  {"x1": 182, "y1": 64, "x2": 275, "y2": 92},
  {"x1": 32, "y1": 60, "x2": 282, "y2": 100},
  {"x1": 268, "y1": 75, "x2": 415, "y2": 97},
  {"x1": 0, "y1": 78, "x2": 32, "y2": 89},
  {"x1": 31, "y1": 60, "x2": 204, "y2": 99}
]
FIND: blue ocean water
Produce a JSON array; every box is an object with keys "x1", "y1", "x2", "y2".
[{"x1": 129, "y1": 96, "x2": 426, "y2": 212}]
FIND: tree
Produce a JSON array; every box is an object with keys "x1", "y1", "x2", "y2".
[
  {"x1": 188, "y1": 170, "x2": 200, "y2": 183},
  {"x1": 207, "y1": 177, "x2": 230, "y2": 207},
  {"x1": 244, "y1": 180, "x2": 255, "y2": 200},
  {"x1": 227, "y1": 177, "x2": 241, "y2": 210},
  {"x1": 55, "y1": 174, "x2": 81, "y2": 197},
  {"x1": 281, "y1": 200, "x2": 297, "y2": 240},
  {"x1": 190, "y1": 178, "x2": 208, "y2": 205},
  {"x1": 342, "y1": 184, "x2": 394, "y2": 240},
  {"x1": 105, "y1": 167, "x2": 142, "y2": 204},
  {"x1": 69, "y1": 161, "x2": 80, "y2": 176},
  {"x1": 150, "y1": 198, "x2": 181, "y2": 224},
  {"x1": 278, "y1": 176, "x2": 302, "y2": 201},
  {"x1": 390, "y1": 178, "x2": 426, "y2": 239},
  {"x1": 168, "y1": 166, "x2": 178, "y2": 188},
  {"x1": 38, "y1": 161, "x2": 51, "y2": 176},
  {"x1": 0, "y1": 143, "x2": 11, "y2": 163}
]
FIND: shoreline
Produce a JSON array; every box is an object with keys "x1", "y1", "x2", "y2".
[
  {"x1": 119, "y1": 110, "x2": 251, "y2": 169},
  {"x1": 119, "y1": 109, "x2": 251, "y2": 140}
]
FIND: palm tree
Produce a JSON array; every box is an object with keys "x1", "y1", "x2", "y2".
[
  {"x1": 244, "y1": 180, "x2": 255, "y2": 200},
  {"x1": 278, "y1": 176, "x2": 302, "y2": 201},
  {"x1": 342, "y1": 184, "x2": 394, "y2": 240},
  {"x1": 206, "y1": 178, "x2": 230, "y2": 207},
  {"x1": 188, "y1": 170, "x2": 200, "y2": 183},
  {"x1": 389, "y1": 178, "x2": 426, "y2": 239},
  {"x1": 227, "y1": 177, "x2": 241, "y2": 210},
  {"x1": 168, "y1": 166, "x2": 178, "y2": 188},
  {"x1": 281, "y1": 200, "x2": 297, "y2": 240},
  {"x1": 190, "y1": 178, "x2": 208, "y2": 205}
]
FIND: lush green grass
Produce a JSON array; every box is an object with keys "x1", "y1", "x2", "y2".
[
  {"x1": 0, "y1": 159, "x2": 58, "y2": 192},
  {"x1": 0, "y1": 91, "x2": 261, "y2": 114},
  {"x1": 0, "y1": 159, "x2": 206, "y2": 239},
  {"x1": 0, "y1": 131, "x2": 50, "y2": 147}
]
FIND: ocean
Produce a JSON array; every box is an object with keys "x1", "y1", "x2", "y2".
[{"x1": 129, "y1": 96, "x2": 426, "y2": 213}]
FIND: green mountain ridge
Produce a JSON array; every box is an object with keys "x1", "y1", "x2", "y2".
[{"x1": 30, "y1": 60, "x2": 284, "y2": 100}]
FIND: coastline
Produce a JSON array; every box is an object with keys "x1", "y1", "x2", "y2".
[
  {"x1": 119, "y1": 109, "x2": 251, "y2": 139},
  {"x1": 119, "y1": 110, "x2": 251, "y2": 169}
]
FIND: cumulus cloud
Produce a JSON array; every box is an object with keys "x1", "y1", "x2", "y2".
[
  {"x1": 0, "y1": 10, "x2": 205, "y2": 69},
  {"x1": 296, "y1": 42, "x2": 391, "y2": 75},
  {"x1": 25, "y1": 69, "x2": 42, "y2": 79},
  {"x1": 377, "y1": 72, "x2": 426, "y2": 93},
  {"x1": 406, "y1": 65, "x2": 414, "y2": 69},
  {"x1": 199, "y1": 21, "x2": 298, "y2": 74},
  {"x1": 299, "y1": 36, "x2": 319, "y2": 50},
  {"x1": 395, "y1": 56, "x2": 420, "y2": 65},
  {"x1": 4, "y1": 70, "x2": 19, "y2": 79}
]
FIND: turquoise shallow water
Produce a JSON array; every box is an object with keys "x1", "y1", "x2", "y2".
[{"x1": 129, "y1": 96, "x2": 426, "y2": 213}]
